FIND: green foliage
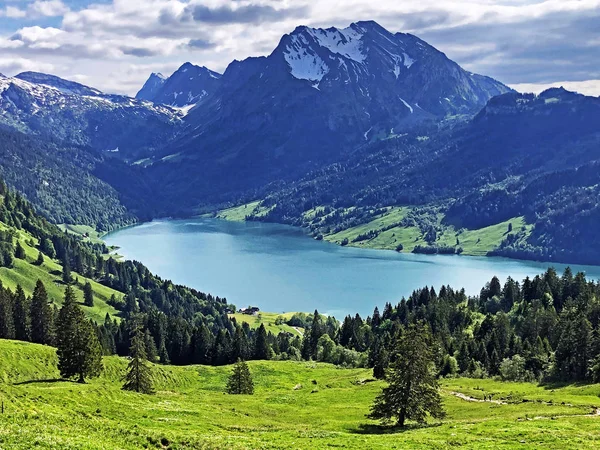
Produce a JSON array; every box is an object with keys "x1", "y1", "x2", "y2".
[
  {"x1": 226, "y1": 358, "x2": 254, "y2": 395},
  {"x1": 14, "y1": 241, "x2": 25, "y2": 259},
  {"x1": 83, "y1": 281, "x2": 94, "y2": 307},
  {"x1": 56, "y1": 286, "x2": 103, "y2": 382},
  {"x1": 369, "y1": 324, "x2": 445, "y2": 427},
  {"x1": 0, "y1": 127, "x2": 136, "y2": 231},
  {"x1": 122, "y1": 325, "x2": 155, "y2": 394},
  {"x1": 499, "y1": 355, "x2": 528, "y2": 382},
  {"x1": 30, "y1": 279, "x2": 54, "y2": 346}
]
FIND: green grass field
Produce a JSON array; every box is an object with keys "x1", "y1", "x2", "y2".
[
  {"x1": 324, "y1": 207, "x2": 533, "y2": 256},
  {"x1": 217, "y1": 203, "x2": 534, "y2": 258},
  {"x1": 216, "y1": 201, "x2": 273, "y2": 222},
  {"x1": 58, "y1": 224, "x2": 106, "y2": 245},
  {"x1": 0, "y1": 339, "x2": 599, "y2": 449},
  {"x1": 0, "y1": 223, "x2": 123, "y2": 323},
  {"x1": 229, "y1": 312, "x2": 304, "y2": 336}
]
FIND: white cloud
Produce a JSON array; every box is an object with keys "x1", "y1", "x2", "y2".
[
  {"x1": 0, "y1": 0, "x2": 69, "y2": 19},
  {"x1": 511, "y1": 80, "x2": 600, "y2": 97},
  {"x1": 0, "y1": 56, "x2": 55, "y2": 74},
  {"x1": 0, "y1": 6, "x2": 27, "y2": 18},
  {"x1": 0, "y1": 0, "x2": 599, "y2": 96},
  {"x1": 28, "y1": 0, "x2": 69, "y2": 18}
]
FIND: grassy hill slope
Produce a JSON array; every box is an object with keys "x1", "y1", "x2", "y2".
[
  {"x1": 0, "y1": 222, "x2": 122, "y2": 323},
  {"x1": 1, "y1": 340, "x2": 599, "y2": 449}
]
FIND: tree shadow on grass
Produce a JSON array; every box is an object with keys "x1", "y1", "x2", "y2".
[
  {"x1": 351, "y1": 422, "x2": 442, "y2": 435},
  {"x1": 13, "y1": 378, "x2": 67, "y2": 386},
  {"x1": 539, "y1": 380, "x2": 591, "y2": 391}
]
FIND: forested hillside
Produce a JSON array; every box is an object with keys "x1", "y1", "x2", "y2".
[
  {"x1": 238, "y1": 88, "x2": 600, "y2": 265},
  {"x1": 2, "y1": 175, "x2": 600, "y2": 383},
  {"x1": 0, "y1": 127, "x2": 137, "y2": 231}
]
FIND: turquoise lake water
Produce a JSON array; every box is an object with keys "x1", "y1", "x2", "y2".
[{"x1": 105, "y1": 219, "x2": 600, "y2": 318}]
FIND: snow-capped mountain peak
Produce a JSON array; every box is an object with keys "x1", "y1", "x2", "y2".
[
  {"x1": 278, "y1": 21, "x2": 425, "y2": 84},
  {"x1": 136, "y1": 62, "x2": 222, "y2": 107},
  {"x1": 15, "y1": 72, "x2": 103, "y2": 97}
]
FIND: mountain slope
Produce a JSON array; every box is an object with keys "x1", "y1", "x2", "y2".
[
  {"x1": 0, "y1": 126, "x2": 139, "y2": 230},
  {"x1": 135, "y1": 72, "x2": 166, "y2": 101},
  {"x1": 138, "y1": 62, "x2": 222, "y2": 108},
  {"x1": 241, "y1": 87, "x2": 600, "y2": 265},
  {"x1": 145, "y1": 21, "x2": 511, "y2": 211},
  {"x1": 0, "y1": 73, "x2": 181, "y2": 160}
]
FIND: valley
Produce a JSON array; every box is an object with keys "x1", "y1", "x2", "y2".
[
  {"x1": 1, "y1": 339, "x2": 600, "y2": 449},
  {"x1": 103, "y1": 218, "x2": 600, "y2": 318},
  {"x1": 0, "y1": 12, "x2": 599, "y2": 450}
]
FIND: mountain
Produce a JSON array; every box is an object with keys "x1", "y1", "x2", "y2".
[
  {"x1": 0, "y1": 126, "x2": 141, "y2": 230},
  {"x1": 135, "y1": 72, "x2": 166, "y2": 101},
  {"x1": 145, "y1": 21, "x2": 511, "y2": 210},
  {"x1": 16, "y1": 72, "x2": 103, "y2": 96},
  {"x1": 0, "y1": 73, "x2": 181, "y2": 160},
  {"x1": 137, "y1": 62, "x2": 222, "y2": 108},
  {"x1": 244, "y1": 87, "x2": 600, "y2": 264}
]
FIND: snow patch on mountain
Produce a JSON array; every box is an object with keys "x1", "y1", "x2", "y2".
[
  {"x1": 403, "y1": 53, "x2": 415, "y2": 68},
  {"x1": 284, "y1": 34, "x2": 330, "y2": 81},
  {"x1": 399, "y1": 97, "x2": 413, "y2": 113},
  {"x1": 306, "y1": 26, "x2": 366, "y2": 62}
]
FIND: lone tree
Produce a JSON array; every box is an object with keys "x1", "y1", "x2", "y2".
[
  {"x1": 83, "y1": 281, "x2": 94, "y2": 307},
  {"x1": 30, "y1": 279, "x2": 54, "y2": 345},
  {"x1": 226, "y1": 359, "x2": 254, "y2": 395},
  {"x1": 62, "y1": 256, "x2": 72, "y2": 284},
  {"x1": 122, "y1": 324, "x2": 155, "y2": 394},
  {"x1": 368, "y1": 324, "x2": 445, "y2": 427},
  {"x1": 14, "y1": 241, "x2": 26, "y2": 260},
  {"x1": 56, "y1": 286, "x2": 103, "y2": 383}
]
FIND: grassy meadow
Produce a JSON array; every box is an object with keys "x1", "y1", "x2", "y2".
[
  {"x1": 0, "y1": 340, "x2": 599, "y2": 449},
  {"x1": 0, "y1": 223, "x2": 123, "y2": 323},
  {"x1": 229, "y1": 312, "x2": 304, "y2": 336},
  {"x1": 218, "y1": 202, "x2": 534, "y2": 257}
]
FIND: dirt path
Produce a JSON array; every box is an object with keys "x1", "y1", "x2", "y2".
[
  {"x1": 447, "y1": 391, "x2": 506, "y2": 405},
  {"x1": 528, "y1": 408, "x2": 600, "y2": 420},
  {"x1": 447, "y1": 390, "x2": 600, "y2": 419}
]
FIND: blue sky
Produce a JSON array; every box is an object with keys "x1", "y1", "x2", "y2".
[{"x1": 1, "y1": 0, "x2": 599, "y2": 96}]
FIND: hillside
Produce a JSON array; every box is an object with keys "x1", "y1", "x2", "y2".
[
  {"x1": 1, "y1": 339, "x2": 599, "y2": 449},
  {"x1": 0, "y1": 73, "x2": 181, "y2": 161},
  {"x1": 0, "y1": 126, "x2": 138, "y2": 232},
  {"x1": 234, "y1": 88, "x2": 600, "y2": 265},
  {"x1": 145, "y1": 21, "x2": 509, "y2": 210},
  {"x1": 0, "y1": 220, "x2": 122, "y2": 323}
]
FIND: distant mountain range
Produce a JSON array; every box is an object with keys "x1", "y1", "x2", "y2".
[
  {"x1": 0, "y1": 21, "x2": 599, "y2": 263},
  {"x1": 141, "y1": 21, "x2": 511, "y2": 208},
  {"x1": 0, "y1": 72, "x2": 181, "y2": 160},
  {"x1": 136, "y1": 62, "x2": 222, "y2": 108}
]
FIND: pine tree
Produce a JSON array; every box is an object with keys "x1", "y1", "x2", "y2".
[
  {"x1": 158, "y1": 338, "x2": 170, "y2": 365},
  {"x1": 226, "y1": 358, "x2": 254, "y2": 394},
  {"x1": 83, "y1": 281, "x2": 94, "y2": 307},
  {"x1": 14, "y1": 241, "x2": 25, "y2": 260},
  {"x1": 62, "y1": 256, "x2": 72, "y2": 284},
  {"x1": 368, "y1": 324, "x2": 445, "y2": 427},
  {"x1": 253, "y1": 324, "x2": 270, "y2": 360},
  {"x1": 56, "y1": 286, "x2": 103, "y2": 382},
  {"x1": 30, "y1": 280, "x2": 54, "y2": 345},
  {"x1": 144, "y1": 329, "x2": 159, "y2": 363},
  {"x1": 35, "y1": 251, "x2": 44, "y2": 266},
  {"x1": 13, "y1": 285, "x2": 31, "y2": 342},
  {"x1": 122, "y1": 325, "x2": 155, "y2": 394},
  {"x1": 0, "y1": 285, "x2": 15, "y2": 339}
]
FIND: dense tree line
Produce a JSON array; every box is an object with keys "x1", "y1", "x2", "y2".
[
  {"x1": 233, "y1": 90, "x2": 600, "y2": 266},
  {"x1": 0, "y1": 128, "x2": 136, "y2": 231},
  {"x1": 2, "y1": 176, "x2": 600, "y2": 386}
]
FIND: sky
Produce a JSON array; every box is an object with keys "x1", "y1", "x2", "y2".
[{"x1": 0, "y1": 0, "x2": 599, "y2": 96}]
